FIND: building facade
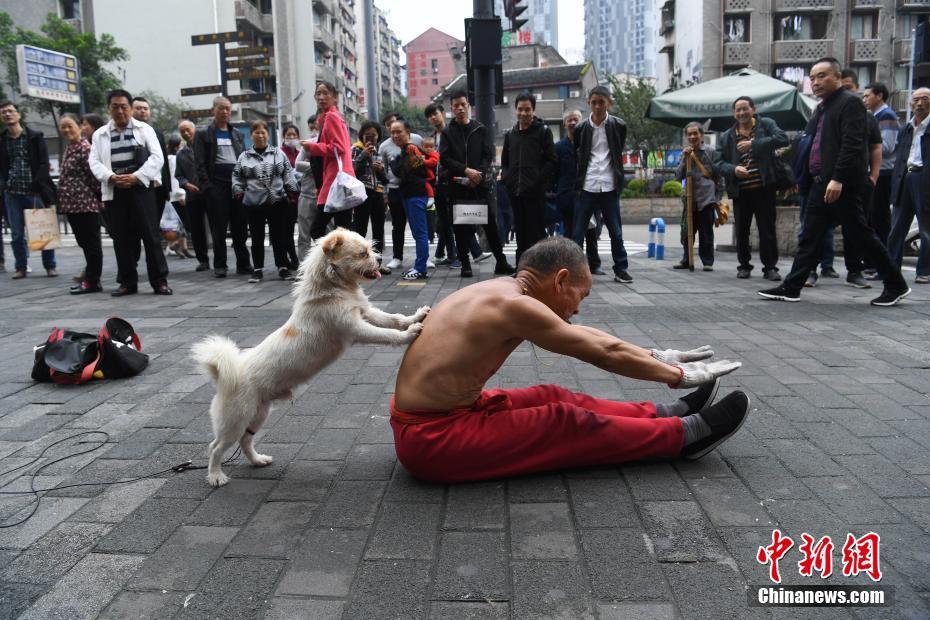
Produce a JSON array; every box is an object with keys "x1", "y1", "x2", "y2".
[
  {"x1": 404, "y1": 28, "x2": 464, "y2": 107},
  {"x1": 656, "y1": 0, "x2": 930, "y2": 117},
  {"x1": 372, "y1": 5, "x2": 404, "y2": 114},
  {"x1": 584, "y1": 0, "x2": 656, "y2": 78},
  {"x1": 494, "y1": 0, "x2": 559, "y2": 49}
]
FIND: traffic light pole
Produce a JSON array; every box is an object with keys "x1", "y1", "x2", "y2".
[{"x1": 472, "y1": 0, "x2": 497, "y2": 151}]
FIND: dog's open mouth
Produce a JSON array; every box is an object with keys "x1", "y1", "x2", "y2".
[{"x1": 362, "y1": 268, "x2": 381, "y2": 280}]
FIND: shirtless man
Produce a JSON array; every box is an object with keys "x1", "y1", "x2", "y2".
[{"x1": 392, "y1": 237, "x2": 749, "y2": 483}]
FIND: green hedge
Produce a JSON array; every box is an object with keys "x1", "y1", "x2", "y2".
[{"x1": 661, "y1": 180, "x2": 682, "y2": 197}]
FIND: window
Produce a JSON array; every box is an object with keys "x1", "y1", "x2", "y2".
[
  {"x1": 59, "y1": 0, "x2": 79, "y2": 19},
  {"x1": 420, "y1": 69, "x2": 427, "y2": 76},
  {"x1": 774, "y1": 65, "x2": 811, "y2": 90},
  {"x1": 431, "y1": 78, "x2": 438, "y2": 85},
  {"x1": 260, "y1": 0, "x2": 272, "y2": 14},
  {"x1": 724, "y1": 15, "x2": 749, "y2": 43},
  {"x1": 774, "y1": 15, "x2": 828, "y2": 41},
  {"x1": 851, "y1": 13, "x2": 878, "y2": 40},
  {"x1": 431, "y1": 58, "x2": 439, "y2": 73},
  {"x1": 850, "y1": 64, "x2": 875, "y2": 87},
  {"x1": 559, "y1": 85, "x2": 569, "y2": 98}
]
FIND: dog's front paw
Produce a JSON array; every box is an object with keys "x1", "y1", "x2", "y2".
[
  {"x1": 414, "y1": 305, "x2": 431, "y2": 321},
  {"x1": 206, "y1": 471, "x2": 230, "y2": 487},
  {"x1": 403, "y1": 322, "x2": 423, "y2": 342},
  {"x1": 251, "y1": 453, "x2": 274, "y2": 467}
]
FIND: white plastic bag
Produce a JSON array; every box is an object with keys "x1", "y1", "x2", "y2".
[
  {"x1": 324, "y1": 148, "x2": 366, "y2": 213},
  {"x1": 160, "y1": 202, "x2": 182, "y2": 240}
]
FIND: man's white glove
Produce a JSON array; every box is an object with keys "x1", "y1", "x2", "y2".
[
  {"x1": 670, "y1": 360, "x2": 742, "y2": 388},
  {"x1": 652, "y1": 345, "x2": 714, "y2": 365}
]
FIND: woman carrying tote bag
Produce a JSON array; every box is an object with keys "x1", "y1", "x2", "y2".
[{"x1": 231, "y1": 120, "x2": 299, "y2": 282}]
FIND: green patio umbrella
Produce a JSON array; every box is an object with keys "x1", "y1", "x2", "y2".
[{"x1": 646, "y1": 68, "x2": 818, "y2": 132}]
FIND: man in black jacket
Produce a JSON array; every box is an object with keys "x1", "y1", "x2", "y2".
[
  {"x1": 194, "y1": 96, "x2": 251, "y2": 277},
  {"x1": 572, "y1": 86, "x2": 632, "y2": 283},
  {"x1": 501, "y1": 93, "x2": 556, "y2": 266},
  {"x1": 759, "y1": 58, "x2": 910, "y2": 306},
  {"x1": 0, "y1": 101, "x2": 58, "y2": 278},
  {"x1": 439, "y1": 90, "x2": 515, "y2": 278},
  {"x1": 177, "y1": 120, "x2": 212, "y2": 270}
]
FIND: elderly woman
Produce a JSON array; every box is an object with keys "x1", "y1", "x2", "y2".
[
  {"x1": 58, "y1": 113, "x2": 105, "y2": 294},
  {"x1": 303, "y1": 81, "x2": 355, "y2": 239},
  {"x1": 232, "y1": 120, "x2": 299, "y2": 283}
]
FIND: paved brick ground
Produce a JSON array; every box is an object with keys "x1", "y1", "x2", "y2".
[{"x1": 0, "y1": 232, "x2": 928, "y2": 619}]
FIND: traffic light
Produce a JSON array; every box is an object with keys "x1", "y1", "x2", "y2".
[{"x1": 504, "y1": 0, "x2": 528, "y2": 33}]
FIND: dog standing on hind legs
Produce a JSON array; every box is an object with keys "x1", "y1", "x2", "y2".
[{"x1": 192, "y1": 229, "x2": 429, "y2": 487}]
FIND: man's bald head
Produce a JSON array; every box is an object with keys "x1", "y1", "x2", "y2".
[{"x1": 912, "y1": 87, "x2": 930, "y2": 123}]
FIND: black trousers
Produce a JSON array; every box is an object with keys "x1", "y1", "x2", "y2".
[
  {"x1": 208, "y1": 180, "x2": 250, "y2": 271},
  {"x1": 283, "y1": 201, "x2": 299, "y2": 269},
  {"x1": 387, "y1": 188, "x2": 406, "y2": 259},
  {"x1": 452, "y1": 204, "x2": 508, "y2": 270},
  {"x1": 510, "y1": 190, "x2": 547, "y2": 267},
  {"x1": 186, "y1": 194, "x2": 212, "y2": 264},
  {"x1": 864, "y1": 174, "x2": 892, "y2": 270},
  {"x1": 107, "y1": 186, "x2": 169, "y2": 289},
  {"x1": 734, "y1": 186, "x2": 778, "y2": 272},
  {"x1": 434, "y1": 186, "x2": 457, "y2": 261},
  {"x1": 67, "y1": 212, "x2": 103, "y2": 285},
  {"x1": 679, "y1": 202, "x2": 717, "y2": 266},
  {"x1": 557, "y1": 192, "x2": 600, "y2": 269},
  {"x1": 353, "y1": 189, "x2": 386, "y2": 255},
  {"x1": 246, "y1": 200, "x2": 290, "y2": 270},
  {"x1": 309, "y1": 203, "x2": 353, "y2": 239},
  {"x1": 784, "y1": 181, "x2": 906, "y2": 293}
]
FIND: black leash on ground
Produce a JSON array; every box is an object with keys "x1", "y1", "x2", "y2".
[{"x1": 0, "y1": 431, "x2": 241, "y2": 528}]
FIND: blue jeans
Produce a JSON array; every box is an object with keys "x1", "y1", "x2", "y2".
[
  {"x1": 887, "y1": 170, "x2": 930, "y2": 277},
  {"x1": 798, "y1": 194, "x2": 834, "y2": 271},
  {"x1": 403, "y1": 195, "x2": 429, "y2": 274},
  {"x1": 573, "y1": 190, "x2": 628, "y2": 272},
  {"x1": 4, "y1": 192, "x2": 55, "y2": 271}
]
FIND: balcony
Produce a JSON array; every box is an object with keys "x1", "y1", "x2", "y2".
[
  {"x1": 312, "y1": 0, "x2": 334, "y2": 14},
  {"x1": 773, "y1": 0, "x2": 834, "y2": 11},
  {"x1": 314, "y1": 25, "x2": 335, "y2": 52},
  {"x1": 891, "y1": 90, "x2": 911, "y2": 112},
  {"x1": 850, "y1": 39, "x2": 881, "y2": 63},
  {"x1": 723, "y1": 42, "x2": 752, "y2": 66},
  {"x1": 235, "y1": 0, "x2": 271, "y2": 33},
  {"x1": 852, "y1": 0, "x2": 882, "y2": 6},
  {"x1": 62, "y1": 18, "x2": 83, "y2": 33},
  {"x1": 724, "y1": 0, "x2": 752, "y2": 11},
  {"x1": 315, "y1": 63, "x2": 336, "y2": 85},
  {"x1": 773, "y1": 39, "x2": 834, "y2": 63},
  {"x1": 894, "y1": 38, "x2": 912, "y2": 64},
  {"x1": 897, "y1": 0, "x2": 930, "y2": 10}
]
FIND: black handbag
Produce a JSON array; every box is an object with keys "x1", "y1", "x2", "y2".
[{"x1": 31, "y1": 318, "x2": 148, "y2": 384}]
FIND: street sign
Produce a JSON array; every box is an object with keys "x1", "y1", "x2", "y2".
[
  {"x1": 15, "y1": 44, "x2": 81, "y2": 104},
  {"x1": 191, "y1": 31, "x2": 249, "y2": 46},
  {"x1": 227, "y1": 69, "x2": 271, "y2": 80},
  {"x1": 225, "y1": 46, "x2": 270, "y2": 57},
  {"x1": 180, "y1": 85, "x2": 224, "y2": 97},
  {"x1": 228, "y1": 92, "x2": 273, "y2": 103},
  {"x1": 225, "y1": 57, "x2": 269, "y2": 69},
  {"x1": 180, "y1": 108, "x2": 216, "y2": 119}
]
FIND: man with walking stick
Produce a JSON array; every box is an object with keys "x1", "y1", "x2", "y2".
[{"x1": 674, "y1": 122, "x2": 721, "y2": 271}]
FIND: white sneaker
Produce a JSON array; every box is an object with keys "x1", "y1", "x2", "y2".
[
  {"x1": 386, "y1": 258, "x2": 402, "y2": 270},
  {"x1": 426, "y1": 258, "x2": 436, "y2": 269}
]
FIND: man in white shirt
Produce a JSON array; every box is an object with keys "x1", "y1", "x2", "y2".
[{"x1": 571, "y1": 86, "x2": 633, "y2": 284}]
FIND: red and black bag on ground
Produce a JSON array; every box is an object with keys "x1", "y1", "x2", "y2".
[{"x1": 31, "y1": 317, "x2": 149, "y2": 384}]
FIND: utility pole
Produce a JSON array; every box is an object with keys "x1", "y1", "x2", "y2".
[
  {"x1": 363, "y1": 0, "x2": 378, "y2": 120},
  {"x1": 468, "y1": 0, "x2": 502, "y2": 150}
]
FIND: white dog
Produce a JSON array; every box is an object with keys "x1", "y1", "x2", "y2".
[{"x1": 192, "y1": 229, "x2": 429, "y2": 487}]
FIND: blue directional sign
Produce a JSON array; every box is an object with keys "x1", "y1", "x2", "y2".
[{"x1": 16, "y1": 44, "x2": 81, "y2": 104}]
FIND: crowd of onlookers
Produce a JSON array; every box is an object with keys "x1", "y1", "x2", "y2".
[{"x1": 0, "y1": 55, "x2": 925, "y2": 305}]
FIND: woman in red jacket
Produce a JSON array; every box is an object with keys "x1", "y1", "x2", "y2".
[{"x1": 303, "y1": 81, "x2": 356, "y2": 240}]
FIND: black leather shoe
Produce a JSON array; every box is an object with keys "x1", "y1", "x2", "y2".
[
  {"x1": 763, "y1": 269, "x2": 782, "y2": 282},
  {"x1": 737, "y1": 268, "x2": 751, "y2": 279},
  {"x1": 111, "y1": 286, "x2": 138, "y2": 297},
  {"x1": 70, "y1": 282, "x2": 103, "y2": 295},
  {"x1": 672, "y1": 262, "x2": 690, "y2": 270},
  {"x1": 153, "y1": 282, "x2": 173, "y2": 295},
  {"x1": 214, "y1": 269, "x2": 227, "y2": 278},
  {"x1": 236, "y1": 266, "x2": 253, "y2": 275},
  {"x1": 494, "y1": 261, "x2": 516, "y2": 275},
  {"x1": 195, "y1": 262, "x2": 210, "y2": 272},
  {"x1": 590, "y1": 266, "x2": 606, "y2": 275},
  {"x1": 460, "y1": 267, "x2": 473, "y2": 278}
]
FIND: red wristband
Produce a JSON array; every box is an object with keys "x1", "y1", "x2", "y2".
[{"x1": 668, "y1": 365, "x2": 684, "y2": 388}]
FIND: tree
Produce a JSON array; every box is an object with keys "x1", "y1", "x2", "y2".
[
  {"x1": 136, "y1": 89, "x2": 190, "y2": 135},
  {"x1": 388, "y1": 97, "x2": 432, "y2": 136},
  {"x1": 606, "y1": 74, "x2": 679, "y2": 152}
]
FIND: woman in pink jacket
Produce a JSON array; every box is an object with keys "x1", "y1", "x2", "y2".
[{"x1": 303, "y1": 81, "x2": 355, "y2": 239}]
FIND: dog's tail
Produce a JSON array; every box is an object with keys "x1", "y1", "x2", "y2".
[{"x1": 191, "y1": 335, "x2": 242, "y2": 396}]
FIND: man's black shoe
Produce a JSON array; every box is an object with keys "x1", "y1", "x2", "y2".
[
  {"x1": 494, "y1": 261, "x2": 516, "y2": 275},
  {"x1": 737, "y1": 268, "x2": 751, "y2": 279},
  {"x1": 154, "y1": 282, "x2": 173, "y2": 295},
  {"x1": 460, "y1": 267, "x2": 473, "y2": 278},
  {"x1": 870, "y1": 286, "x2": 911, "y2": 307},
  {"x1": 763, "y1": 269, "x2": 782, "y2": 282},
  {"x1": 214, "y1": 269, "x2": 227, "y2": 278},
  {"x1": 672, "y1": 262, "x2": 690, "y2": 270},
  {"x1": 846, "y1": 272, "x2": 871, "y2": 289},
  {"x1": 591, "y1": 266, "x2": 606, "y2": 275},
  {"x1": 110, "y1": 286, "x2": 138, "y2": 297},
  {"x1": 681, "y1": 391, "x2": 750, "y2": 460},
  {"x1": 678, "y1": 377, "x2": 720, "y2": 417},
  {"x1": 70, "y1": 282, "x2": 103, "y2": 295},
  {"x1": 195, "y1": 262, "x2": 210, "y2": 272},
  {"x1": 236, "y1": 266, "x2": 253, "y2": 275},
  {"x1": 758, "y1": 285, "x2": 800, "y2": 302},
  {"x1": 821, "y1": 266, "x2": 840, "y2": 278},
  {"x1": 614, "y1": 269, "x2": 633, "y2": 283}
]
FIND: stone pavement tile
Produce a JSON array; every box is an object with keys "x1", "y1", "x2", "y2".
[
  {"x1": 802, "y1": 476, "x2": 904, "y2": 525},
  {"x1": 890, "y1": 418, "x2": 930, "y2": 450},
  {"x1": 227, "y1": 501, "x2": 316, "y2": 559},
  {"x1": 18, "y1": 552, "x2": 145, "y2": 620},
  {"x1": 726, "y1": 456, "x2": 813, "y2": 500},
  {"x1": 432, "y1": 530, "x2": 508, "y2": 601},
  {"x1": 154, "y1": 470, "x2": 216, "y2": 500},
  {"x1": 175, "y1": 557, "x2": 286, "y2": 619},
  {"x1": 429, "y1": 602, "x2": 509, "y2": 619},
  {"x1": 340, "y1": 443, "x2": 397, "y2": 481},
  {"x1": 276, "y1": 528, "x2": 369, "y2": 597},
  {"x1": 103, "y1": 427, "x2": 179, "y2": 459},
  {"x1": 67, "y1": 478, "x2": 166, "y2": 522},
  {"x1": 718, "y1": 430, "x2": 772, "y2": 458},
  {"x1": 886, "y1": 498, "x2": 930, "y2": 534},
  {"x1": 0, "y1": 583, "x2": 47, "y2": 620},
  {"x1": 225, "y1": 443, "x2": 302, "y2": 481},
  {"x1": 94, "y1": 497, "x2": 200, "y2": 553},
  {"x1": 661, "y1": 561, "x2": 766, "y2": 620},
  {"x1": 445, "y1": 481, "x2": 506, "y2": 530},
  {"x1": 97, "y1": 590, "x2": 186, "y2": 620},
  {"x1": 739, "y1": 374, "x2": 790, "y2": 397},
  {"x1": 344, "y1": 559, "x2": 431, "y2": 619},
  {"x1": 320, "y1": 404, "x2": 376, "y2": 429},
  {"x1": 0, "y1": 405, "x2": 56, "y2": 430},
  {"x1": 791, "y1": 421, "x2": 875, "y2": 455},
  {"x1": 834, "y1": 454, "x2": 930, "y2": 498},
  {"x1": 848, "y1": 562, "x2": 930, "y2": 620},
  {"x1": 120, "y1": 442, "x2": 205, "y2": 480},
  {"x1": 809, "y1": 373, "x2": 879, "y2": 396},
  {"x1": 822, "y1": 408, "x2": 898, "y2": 438},
  {"x1": 744, "y1": 410, "x2": 805, "y2": 439},
  {"x1": 297, "y1": 427, "x2": 360, "y2": 460},
  {"x1": 350, "y1": 365, "x2": 397, "y2": 384},
  {"x1": 764, "y1": 439, "x2": 847, "y2": 477},
  {"x1": 316, "y1": 480, "x2": 385, "y2": 527},
  {"x1": 0, "y1": 496, "x2": 89, "y2": 549},
  {"x1": 717, "y1": 526, "x2": 810, "y2": 587},
  {"x1": 867, "y1": 437, "x2": 930, "y2": 475},
  {"x1": 268, "y1": 460, "x2": 341, "y2": 502},
  {"x1": 510, "y1": 502, "x2": 578, "y2": 559},
  {"x1": 507, "y1": 473, "x2": 568, "y2": 502},
  {"x1": 0, "y1": 414, "x2": 78, "y2": 442},
  {"x1": 264, "y1": 597, "x2": 344, "y2": 620},
  {"x1": 41, "y1": 457, "x2": 138, "y2": 498},
  {"x1": 261, "y1": 414, "x2": 322, "y2": 444},
  {"x1": 638, "y1": 500, "x2": 727, "y2": 562},
  {"x1": 579, "y1": 528, "x2": 671, "y2": 601},
  {"x1": 597, "y1": 602, "x2": 677, "y2": 620},
  {"x1": 675, "y1": 451, "x2": 734, "y2": 478},
  {"x1": 128, "y1": 525, "x2": 239, "y2": 591},
  {"x1": 185, "y1": 478, "x2": 275, "y2": 526},
  {"x1": 763, "y1": 497, "x2": 849, "y2": 536},
  {"x1": 356, "y1": 415, "x2": 394, "y2": 444},
  {"x1": 511, "y1": 560, "x2": 595, "y2": 620},
  {"x1": 365, "y1": 502, "x2": 442, "y2": 559},
  {"x1": 868, "y1": 381, "x2": 930, "y2": 408},
  {"x1": 846, "y1": 393, "x2": 916, "y2": 422},
  {"x1": 163, "y1": 414, "x2": 211, "y2": 443},
  {"x1": 687, "y1": 477, "x2": 774, "y2": 527},
  {"x1": 865, "y1": 523, "x2": 930, "y2": 591},
  {"x1": 0, "y1": 521, "x2": 110, "y2": 584},
  {"x1": 568, "y1": 477, "x2": 636, "y2": 528},
  {"x1": 623, "y1": 462, "x2": 692, "y2": 501},
  {"x1": 788, "y1": 383, "x2": 857, "y2": 410},
  {"x1": 66, "y1": 402, "x2": 134, "y2": 429},
  {"x1": 384, "y1": 466, "x2": 444, "y2": 504}
]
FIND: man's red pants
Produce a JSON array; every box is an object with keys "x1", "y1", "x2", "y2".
[{"x1": 390, "y1": 384, "x2": 684, "y2": 483}]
